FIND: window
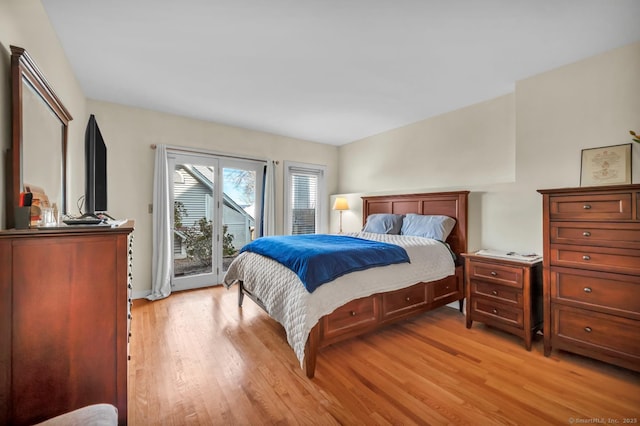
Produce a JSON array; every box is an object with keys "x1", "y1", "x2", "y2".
[{"x1": 284, "y1": 161, "x2": 327, "y2": 235}]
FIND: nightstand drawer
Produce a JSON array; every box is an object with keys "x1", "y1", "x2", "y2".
[
  {"x1": 551, "y1": 268, "x2": 640, "y2": 317},
  {"x1": 549, "y1": 193, "x2": 632, "y2": 221},
  {"x1": 553, "y1": 305, "x2": 640, "y2": 358},
  {"x1": 550, "y1": 222, "x2": 640, "y2": 250},
  {"x1": 472, "y1": 299, "x2": 523, "y2": 328},
  {"x1": 472, "y1": 281, "x2": 522, "y2": 307},
  {"x1": 550, "y1": 245, "x2": 640, "y2": 275},
  {"x1": 467, "y1": 262, "x2": 523, "y2": 289}
]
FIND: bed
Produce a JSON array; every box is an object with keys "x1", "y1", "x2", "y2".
[{"x1": 223, "y1": 190, "x2": 469, "y2": 378}]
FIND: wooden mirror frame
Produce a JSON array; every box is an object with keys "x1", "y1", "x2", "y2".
[{"x1": 7, "y1": 46, "x2": 72, "y2": 228}]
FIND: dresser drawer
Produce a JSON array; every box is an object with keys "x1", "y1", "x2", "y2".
[
  {"x1": 550, "y1": 244, "x2": 640, "y2": 275},
  {"x1": 467, "y1": 262, "x2": 523, "y2": 289},
  {"x1": 471, "y1": 281, "x2": 522, "y2": 307},
  {"x1": 553, "y1": 305, "x2": 640, "y2": 359},
  {"x1": 322, "y1": 296, "x2": 379, "y2": 341},
  {"x1": 549, "y1": 193, "x2": 632, "y2": 221},
  {"x1": 382, "y1": 283, "x2": 426, "y2": 317},
  {"x1": 551, "y1": 268, "x2": 640, "y2": 318},
  {"x1": 472, "y1": 299, "x2": 523, "y2": 328},
  {"x1": 550, "y1": 222, "x2": 640, "y2": 250}
]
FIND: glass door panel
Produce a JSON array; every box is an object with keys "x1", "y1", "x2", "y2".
[
  {"x1": 170, "y1": 153, "x2": 218, "y2": 291},
  {"x1": 221, "y1": 159, "x2": 264, "y2": 274}
]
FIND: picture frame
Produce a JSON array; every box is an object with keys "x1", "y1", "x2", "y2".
[{"x1": 580, "y1": 143, "x2": 632, "y2": 187}]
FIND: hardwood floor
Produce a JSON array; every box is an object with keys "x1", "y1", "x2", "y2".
[{"x1": 129, "y1": 286, "x2": 640, "y2": 425}]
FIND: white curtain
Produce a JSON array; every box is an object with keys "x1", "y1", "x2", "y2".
[
  {"x1": 262, "y1": 160, "x2": 276, "y2": 236},
  {"x1": 148, "y1": 144, "x2": 172, "y2": 300}
]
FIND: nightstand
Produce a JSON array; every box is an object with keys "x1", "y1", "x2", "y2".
[{"x1": 462, "y1": 253, "x2": 543, "y2": 350}]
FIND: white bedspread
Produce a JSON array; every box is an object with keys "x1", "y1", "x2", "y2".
[{"x1": 222, "y1": 232, "x2": 455, "y2": 366}]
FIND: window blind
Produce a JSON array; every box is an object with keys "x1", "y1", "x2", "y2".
[{"x1": 289, "y1": 168, "x2": 321, "y2": 235}]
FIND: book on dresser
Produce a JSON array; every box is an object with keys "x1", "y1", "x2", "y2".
[
  {"x1": 475, "y1": 248, "x2": 543, "y2": 263},
  {"x1": 537, "y1": 184, "x2": 640, "y2": 372}
]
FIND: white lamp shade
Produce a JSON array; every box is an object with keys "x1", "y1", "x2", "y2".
[{"x1": 333, "y1": 197, "x2": 349, "y2": 211}]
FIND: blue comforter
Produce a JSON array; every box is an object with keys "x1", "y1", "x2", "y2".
[{"x1": 240, "y1": 234, "x2": 410, "y2": 293}]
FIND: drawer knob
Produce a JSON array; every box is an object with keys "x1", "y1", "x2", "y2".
[
  {"x1": 584, "y1": 326, "x2": 592, "y2": 333},
  {"x1": 582, "y1": 231, "x2": 591, "y2": 237},
  {"x1": 490, "y1": 271, "x2": 498, "y2": 276},
  {"x1": 350, "y1": 311, "x2": 357, "y2": 317},
  {"x1": 583, "y1": 204, "x2": 591, "y2": 210},
  {"x1": 405, "y1": 296, "x2": 411, "y2": 302},
  {"x1": 492, "y1": 308, "x2": 498, "y2": 314},
  {"x1": 582, "y1": 255, "x2": 591, "y2": 261},
  {"x1": 583, "y1": 287, "x2": 592, "y2": 293},
  {"x1": 491, "y1": 290, "x2": 498, "y2": 296}
]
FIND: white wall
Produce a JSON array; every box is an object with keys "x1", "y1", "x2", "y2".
[
  {"x1": 338, "y1": 94, "x2": 516, "y2": 194},
  {"x1": 334, "y1": 42, "x2": 640, "y2": 255}
]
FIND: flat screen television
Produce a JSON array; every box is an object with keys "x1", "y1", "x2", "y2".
[{"x1": 83, "y1": 114, "x2": 108, "y2": 218}]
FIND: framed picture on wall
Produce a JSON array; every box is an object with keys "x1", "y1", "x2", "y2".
[{"x1": 580, "y1": 143, "x2": 632, "y2": 186}]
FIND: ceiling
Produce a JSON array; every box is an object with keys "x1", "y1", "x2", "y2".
[{"x1": 41, "y1": 0, "x2": 640, "y2": 146}]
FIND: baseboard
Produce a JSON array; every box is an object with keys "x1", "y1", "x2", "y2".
[{"x1": 132, "y1": 289, "x2": 152, "y2": 300}]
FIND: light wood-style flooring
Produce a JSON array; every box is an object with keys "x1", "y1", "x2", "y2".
[{"x1": 129, "y1": 286, "x2": 640, "y2": 425}]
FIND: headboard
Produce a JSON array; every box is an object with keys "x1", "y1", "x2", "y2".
[{"x1": 361, "y1": 191, "x2": 469, "y2": 259}]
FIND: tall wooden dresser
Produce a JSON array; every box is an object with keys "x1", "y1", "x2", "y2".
[
  {"x1": 538, "y1": 185, "x2": 640, "y2": 372},
  {"x1": 0, "y1": 222, "x2": 134, "y2": 425}
]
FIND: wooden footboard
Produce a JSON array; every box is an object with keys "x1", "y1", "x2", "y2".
[{"x1": 303, "y1": 265, "x2": 464, "y2": 378}]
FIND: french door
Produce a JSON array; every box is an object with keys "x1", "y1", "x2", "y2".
[{"x1": 169, "y1": 152, "x2": 263, "y2": 291}]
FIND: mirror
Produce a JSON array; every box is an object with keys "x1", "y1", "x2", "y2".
[{"x1": 8, "y1": 46, "x2": 72, "y2": 228}]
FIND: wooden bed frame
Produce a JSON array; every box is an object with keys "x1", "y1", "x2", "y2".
[{"x1": 239, "y1": 190, "x2": 469, "y2": 378}]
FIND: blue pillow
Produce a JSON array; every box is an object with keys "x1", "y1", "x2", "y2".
[
  {"x1": 362, "y1": 214, "x2": 404, "y2": 234},
  {"x1": 401, "y1": 214, "x2": 456, "y2": 241}
]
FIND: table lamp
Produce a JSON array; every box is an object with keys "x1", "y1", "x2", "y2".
[{"x1": 333, "y1": 197, "x2": 349, "y2": 234}]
